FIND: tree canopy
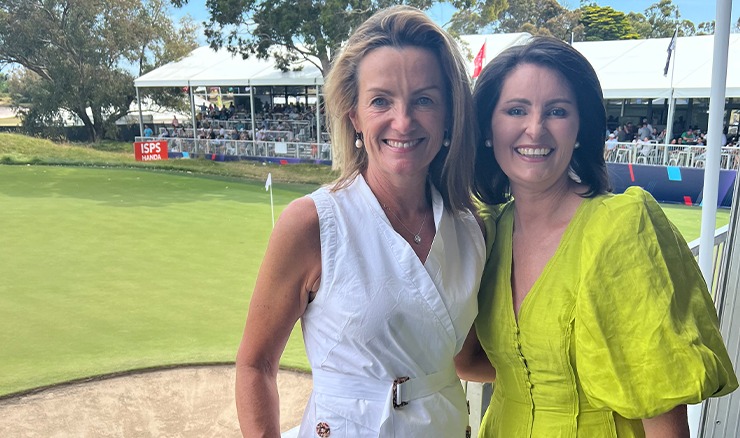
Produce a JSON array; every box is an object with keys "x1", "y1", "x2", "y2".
[
  {"x1": 0, "y1": 0, "x2": 198, "y2": 141},
  {"x1": 626, "y1": 0, "x2": 696, "y2": 39},
  {"x1": 580, "y1": 5, "x2": 639, "y2": 41}
]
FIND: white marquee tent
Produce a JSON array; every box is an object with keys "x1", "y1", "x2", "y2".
[
  {"x1": 135, "y1": 33, "x2": 740, "y2": 98},
  {"x1": 133, "y1": 32, "x2": 740, "y2": 140}
]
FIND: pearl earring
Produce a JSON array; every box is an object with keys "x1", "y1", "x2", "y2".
[
  {"x1": 485, "y1": 140, "x2": 492, "y2": 148},
  {"x1": 442, "y1": 131, "x2": 450, "y2": 147},
  {"x1": 574, "y1": 141, "x2": 580, "y2": 149},
  {"x1": 355, "y1": 132, "x2": 363, "y2": 148}
]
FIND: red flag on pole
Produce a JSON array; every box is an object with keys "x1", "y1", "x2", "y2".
[{"x1": 473, "y1": 42, "x2": 486, "y2": 78}]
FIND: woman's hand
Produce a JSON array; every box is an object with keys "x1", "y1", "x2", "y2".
[
  {"x1": 454, "y1": 326, "x2": 496, "y2": 383},
  {"x1": 235, "y1": 197, "x2": 322, "y2": 438},
  {"x1": 642, "y1": 405, "x2": 689, "y2": 438}
]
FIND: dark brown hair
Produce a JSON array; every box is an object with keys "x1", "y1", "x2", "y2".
[{"x1": 473, "y1": 37, "x2": 612, "y2": 204}]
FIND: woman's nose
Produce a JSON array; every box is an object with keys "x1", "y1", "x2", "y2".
[
  {"x1": 390, "y1": 105, "x2": 414, "y2": 134},
  {"x1": 524, "y1": 115, "x2": 546, "y2": 141}
]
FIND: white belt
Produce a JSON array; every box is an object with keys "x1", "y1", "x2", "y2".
[{"x1": 311, "y1": 364, "x2": 458, "y2": 409}]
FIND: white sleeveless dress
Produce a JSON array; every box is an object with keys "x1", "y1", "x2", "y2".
[{"x1": 298, "y1": 174, "x2": 485, "y2": 438}]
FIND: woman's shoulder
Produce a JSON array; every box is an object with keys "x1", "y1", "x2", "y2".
[
  {"x1": 581, "y1": 187, "x2": 670, "y2": 240},
  {"x1": 475, "y1": 200, "x2": 513, "y2": 257},
  {"x1": 476, "y1": 199, "x2": 513, "y2": 226}
]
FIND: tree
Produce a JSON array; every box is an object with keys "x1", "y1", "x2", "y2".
[
  {"x1": 697, "y1": 21, "x2": 714, "y2": 35},
  {"x1": 542, "y1": 8, "x2": 584, "y2": 42},
  {"x1": 641, "y1": 0, "x2": 695, "y2": 38},
  {"x1": 626, "y1": 12, "x2": 652, "y2": 39},
  {"x1": 0, "y1": 0, "x2": 198, "y2": 142},
  {"x1": 580, "y1": 5, "x2": 639, "y2": 41},
  {"x1": 446, "y1": 0, "x2": 508, "y2": 37},
  {"x1": 192, "y1": 0, "x2": 508, "y2": 77},
  {"x1": 496, "y1": 0, "x2": 564, "y2": 33}
]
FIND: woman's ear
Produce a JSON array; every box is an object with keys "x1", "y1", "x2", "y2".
[{"x1": 349, "y1": 109, "x2": 361, "y2": 134}]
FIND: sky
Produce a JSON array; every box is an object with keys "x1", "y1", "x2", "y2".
[{"x1": 173, "y1": 0, "x2": 740, "y2": 45}]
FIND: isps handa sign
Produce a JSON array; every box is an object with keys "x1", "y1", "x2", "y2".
[{"x1": 134, "y1": 141, "x2": 169, "y2": 162}]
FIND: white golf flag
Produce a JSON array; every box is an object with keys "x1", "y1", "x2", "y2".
[{"x1": 265, "y1": 173, "x2": 272, "y2": 191}]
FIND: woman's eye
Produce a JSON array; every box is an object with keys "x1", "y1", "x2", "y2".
[
  {"x1": 507, "y1": 108, "x2": 525, "y2": 116},
  {"x1": 548, "y1": 108, "x2": 567, "y2": 117},
  {"x1": 371, "y1": 97, "x2": 388, "y2": 107},
  {"x1": 417, "y1": 97, "x2": 432, "y2": 105}
]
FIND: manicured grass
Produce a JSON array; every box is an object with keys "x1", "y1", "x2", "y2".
[
  {"x1": 660, "y1": 203, "x2": 731, "y2": 243},
  {"x1": 0, "y1": 165, "x2": 315, "y2": 396}
]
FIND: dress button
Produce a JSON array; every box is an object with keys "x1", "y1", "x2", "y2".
[
  {"x1": 526, "y1": 382, "x2": 533, "y2": 389},
  {"x1": 316, "y1": 422, "x2": 330, "y2": 437}
]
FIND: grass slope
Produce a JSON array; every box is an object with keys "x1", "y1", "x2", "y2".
[
  {"x1": 0, "y1": 133, "x2": 338, "y2": 185},
  {"x1": 0, "y1": 166, "x2": 314, "y2": 396}
]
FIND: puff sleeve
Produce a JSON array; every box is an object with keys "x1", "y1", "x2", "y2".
[
  {"x1": 575, "y1": 187, "x2": 738, "y2": 419},
  {"x1": 476, "y1": 201, "x2": 511, "y2": 259}
]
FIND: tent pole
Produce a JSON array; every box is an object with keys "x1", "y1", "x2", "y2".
[
  {"x1": 250, "y1": 81, "x2": 256, "y2": 156},
  {"x1": 136, "y1": 87, "x2": 144, "y2": 138},
  {"x1": 189, "y1": 82, "x2": 197, "y2": 153},
  {"x1": 316, "y1": 84, "x2": 321, "y2": 158},
  {"x1": 696, "y1": 0, "x2": 733, "y2": 437}
]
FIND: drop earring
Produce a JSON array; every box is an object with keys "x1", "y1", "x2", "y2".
[
  {"x1": 442, "y1": 131, "x2": 450, "y2": 147},
  {"x1": 568, "y1": 165, "x2": 582, "y2": 183},
  {"x1": 574, "y1": 141, "x2": 580, "y2": 149},
  {"x1": 485, "y1": 140, "x2": 492, "y2": 148},
  {"x1": 355, "y1": 132, "x2": 363, "y2": 148}
]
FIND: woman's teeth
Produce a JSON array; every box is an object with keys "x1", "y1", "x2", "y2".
[
  {"x1": 386, "y1": 139, "x2": 421, "y2": 149},
  {"x1": 516, "y1": 147, "x2": 552, "y2": 158}
]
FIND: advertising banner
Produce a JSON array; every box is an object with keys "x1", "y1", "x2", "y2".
[{"x1": 134, "y1": 141, "x2": 169, "y2": 162}]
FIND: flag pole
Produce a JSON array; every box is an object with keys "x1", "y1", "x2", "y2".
[
  {"x1": 265, "y1": 172, "x2": 275, "y2": 228},
  {"x1": 664, "y1": 26, "x2": 679, "y2": 164},
  {"x1": 270, "y1": 183, "x2": 275, "y2": 228}
]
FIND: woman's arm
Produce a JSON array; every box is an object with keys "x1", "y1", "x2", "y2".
[
  {"x1": 454, "y1": 325, "x2": 496, "y2": 383},
  {"x1": 235, "y1": 197, "x2": 322, "y2": 438},
  {"x1": 642, "y1": 405, "x2": 689, "y2": 438}
]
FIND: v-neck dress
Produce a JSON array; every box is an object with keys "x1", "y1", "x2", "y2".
[
  {"x1": 476, "y1": 187, "x2": 738, "y2": 438},
  {"x1": 298, "y1": 174, "x2": 486, "y2": 437}
]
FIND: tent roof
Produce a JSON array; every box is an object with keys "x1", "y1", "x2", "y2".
[
  {"x1": 134, "y1": 34, "x2": 530, "y2": 89},
  {"x1": 136, "y1": 33, "x2": 740, "y2": 98},
  {"x1": 570, "y1": 34, "x2": 740, "y2": 99}
]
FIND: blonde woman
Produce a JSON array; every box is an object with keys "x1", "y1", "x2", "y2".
[{"x1": 235, "y1": 6, "x2": 485, "y2": 438}]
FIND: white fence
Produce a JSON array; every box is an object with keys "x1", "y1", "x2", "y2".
[
  {"x1": 606, "y1": 142, "x2": 740, "y2": 170},
  {"x1": 134, "y1": 137, "x2": 332, "y2": 161}
]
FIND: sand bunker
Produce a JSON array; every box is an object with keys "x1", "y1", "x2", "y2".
[{"x1": 0, "y1": 365, "x2": 312, "y2": 438}]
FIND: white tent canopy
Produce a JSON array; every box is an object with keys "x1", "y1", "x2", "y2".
[
  {"x1": 571, "y1": 34, "x2": 740, "y2": 99},
  {"x1": 134, "y1": 34, "x2": 530, "y2": 89},
  {"x1": 135, "y1": 33, "x2": 740, "y2": 100}
]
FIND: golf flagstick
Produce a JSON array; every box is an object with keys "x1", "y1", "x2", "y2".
[{"x1": 265, "y1": 173, "x2": 274, "y2": 228}]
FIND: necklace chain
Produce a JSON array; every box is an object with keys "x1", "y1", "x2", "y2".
[{"x1": 381, "y1": 203, "x2": 428, "y2": 244}]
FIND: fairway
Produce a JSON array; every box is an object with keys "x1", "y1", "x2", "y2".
[{"x1": 0, "y1": 165, "x2": 732, "y2": 397}]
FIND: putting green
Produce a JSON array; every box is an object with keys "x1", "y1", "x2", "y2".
[
  {"x1": 0, "y1": 166, "x2": 315, "y2": 396},
  {"x1": 0, "y1": 165, "x2": 732, "y2": 396}
]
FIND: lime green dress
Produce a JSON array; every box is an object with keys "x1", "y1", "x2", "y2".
[{"x1": 476, "y1": 187, "x2": 738, "y2": 438}]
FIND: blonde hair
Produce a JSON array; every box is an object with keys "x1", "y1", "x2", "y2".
[{"x1": 323, "y1": 6, "x2": 477, "y2": 213}]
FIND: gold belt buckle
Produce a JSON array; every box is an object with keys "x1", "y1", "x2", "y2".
[{"x1": 392, "y1": 377, "x2": 410, "y2": 409}]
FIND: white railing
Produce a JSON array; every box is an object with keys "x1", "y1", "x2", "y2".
[
  {"x1": 605, "y1": 142, "x2": 740, "y2": 170},
  {"x1": 688, "y1": 225, "x2": 730, "y2": 301},
  {"x1": 134, "y1": 137, "x2": 332, "y2": 161}
]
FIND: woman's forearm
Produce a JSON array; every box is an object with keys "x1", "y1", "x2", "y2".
[
  {"x1": 235, "y1": 363, "x2": 281, "y2": 438},
  {"x1": 642, "y1": 405, "x2": 689, "y2": 438}
]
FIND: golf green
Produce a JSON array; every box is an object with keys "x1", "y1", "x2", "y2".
[
  {"x1": 0, "y1": 165, "x2": 732, "y2": 396},
  {"x1": 0, "y1": 165, "x2": 315, "y2": 396}
]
